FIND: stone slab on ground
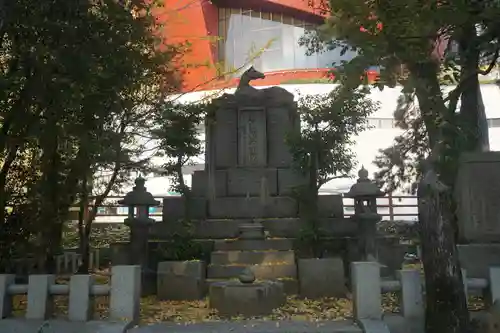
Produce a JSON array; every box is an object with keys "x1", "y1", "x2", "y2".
[
  {"x1": 129, "y1": 320, "x2": 361, "y2": 333},
  {"x1": 0, "y1": 319, "x2": 131, "y2": 333},
  {"x1": 209, "y1": 281, "x2": 286, "y2": 317},
  {"x1": 298, "y1": 257, "x2": 346, "y2": 298}
]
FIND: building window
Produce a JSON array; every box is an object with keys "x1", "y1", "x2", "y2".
[{"x1": 217, "y1": 8, "x2": 357, "y2": 74}]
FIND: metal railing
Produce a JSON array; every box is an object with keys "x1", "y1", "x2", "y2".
[{"x1": 69, "y1": 194, "x2": 418, "y2": 223}]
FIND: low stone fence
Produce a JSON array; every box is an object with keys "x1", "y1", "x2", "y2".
[
  {"x1": 0, "y1": 265, "x2": 140, "y2": 324},
  {"x1": 7, "y1": 248, "x2": 102, "y2": 277},
  {"x1": 55, "y1": 249, "x2": 101, "y2": 274},
  {"x1": 351, "y1": 261, "x2": 500, "y2": 321}
]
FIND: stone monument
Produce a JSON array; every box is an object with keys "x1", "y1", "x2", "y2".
[
  {"x1": 455, "y1": 152, "x2": 500, "y2": 243},
  {"x1": 455, "y1": 152, "x2": 500, "y2": 278},
  {"x1": 164, "y1": 66, "x2": 309, "y2": 220}
]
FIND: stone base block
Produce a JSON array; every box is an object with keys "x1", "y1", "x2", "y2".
[
  {"x1": 298, "y1": 258, "x2": 346, "y2": 298},
  {"x1": 209, "y1": 281, "x2": 285, "y2": 317},
  {"x1": 299, "y1": 195, "x2": 344, "y2": 218},
  {"x1": 214, "y1": 239, "x2": 293, "y2": 251},
  {"x1": 148, "y1": 218, "x2": 356, "y2": 240},
  {"x1": 110, "y1": 242, "x2": 130, "y2": 266},
  {"x1": 162, "y1": 197, "x2": 207, "y2": 222},
  {"x1": 227, "y1": 168, "x2": 278, "y2": 196},
  {"x1": 208, "y1": 197, "x2": 298, "y2": 218},
  {"x1": 157, "y1": 261, "x2": 206, "y2": 300},
  {"x1": 458, "y1": 244, "x2": 500, "y2": 278},
  {"x1": 277, "y1": 169, "x2": 307, "y2": 195},
  {"x1": 191, "y1": 170, "x2": 228, "y2": 197},
  {"x1": 207, "y1": 263, "x2": 297, "y2": 279},
  {"x1": 210, "y1": 250, "x2": 295, "y2": 265}
]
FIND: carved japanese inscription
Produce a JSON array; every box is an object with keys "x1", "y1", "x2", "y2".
[{"x1": 238, "y1": 108, "x2": 267, "y2": 167}]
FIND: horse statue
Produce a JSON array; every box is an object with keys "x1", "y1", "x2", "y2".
[{"x1": 235, "y1": 66, "x2": 265, "y2": 94}]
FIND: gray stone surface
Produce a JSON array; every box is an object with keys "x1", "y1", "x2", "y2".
[
  {"x1": 458, "y1": 244, "x2": 500, "y2": 278},
  {"x1": 227, "y1": 168, "x2": 278, "y2": 196},
  {"x1": 238, "y1": 108, "x2": 267, "y2": 167},
  {"x1": 207, "y1": 263, "x2": 297, "y2": 280},
  {"x1": 267, "y1": 107, "x2": 298, "y2": 168},
  {"x1": 214, "y1": 239, "x2": 293, "y2": 251},
  {"x1": 191, "y1": 170, "x2": 228, "y2": 197},
  {"x1": 211, "y1": 250, "x2": 295, "y2": 266},
  {"x1": 68, "y1": 275, "x2": 93, "y2": 321},
  {"x1": 208, "y1": 197, "x2": 297, "y2": 219},
  {"x1": 157, "y1": 261, "x2": 206, "y2": 300},
  {"x1": 148, "y1": 218, "x2": 356, "y2": 240},
  {"x1": 398, "y1": 270, "x2": 424, "y2": 319},
  {"x1": 109, "y1": 265, "x2": 141, "y2": 324},
  {"x1": 26, "y1": 275, "x2": 54, "y2": 319},
  {"x1": 351, "y1": 262, "x2": 382, "y2": 320},
  {"x1": 129, "y1": 320, "x2": 361, "y2": 333},
  {"x1": 209, "y1": 281, "x2": 286, "y2": 317},
  {"x1": 277, "y1": 169, "x2": 307, "y2": 196},
  {"x1": 455, "y1": 152, "x2": 500, "y2": 243},
  {"x1": 317, "y1": 195, "x2": 344, "y2": 218},
  {"x1": 213, "y1": 108, "x2": 238, "y2": 168},
  {"x1": 298, "y1": 258, "x2": 346, "y2": 298},
  {"x1": 0, "y1": 319, "x2": 131, "y2": 333},
  {"x1": 110, "y1": 243, "x2": 130, "y2": 266},
  {"x1": 162, "y1": 197, "x2": 207, "y2": 221}
]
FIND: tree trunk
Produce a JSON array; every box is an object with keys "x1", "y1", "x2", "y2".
[
  {"x1": 458, "y1": 23, "x2": 490, "y2": 152},
  {"x1": 418, "y1": 164, "x2": 470, "y2": 333}
]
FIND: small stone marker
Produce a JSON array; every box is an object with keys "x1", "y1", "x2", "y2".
[
  {"x1": 209, "y1": 279, "x2": 285, "y2": 317},
  {"x1": 157, "y1": 261, "x2": 206, "y2": 300}
]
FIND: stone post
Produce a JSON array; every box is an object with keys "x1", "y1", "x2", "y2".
[
  {"x1": 346, "y1": 167, "x2": 384, "y2": 261},
  {"x1": 118, "y1": 177, "x2": 160, "y2": 296}
]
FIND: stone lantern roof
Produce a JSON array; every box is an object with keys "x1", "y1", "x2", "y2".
[
  {"x1": 118, "y1": 177, "x2": 160, "y2": 206},
  {"x1": 345, "y1": 166, "x2": 384, "y2": 198}
]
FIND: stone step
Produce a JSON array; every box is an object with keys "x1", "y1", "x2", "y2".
[
  {"x1": 214, "y1": 238, "x2": 293, "y2": 251},
  {"x1": 128, "y1": 320, "x2": 362, "y2": 333},
  {"x1": 207, "y1": 277, "x2": 299, "y2": 295},
  {"x1": 207, "y1": 263, "x2": 297, "y2": 280},
  {"x1": 211, "y1": 250, "x2": 295, "y2": 265}
]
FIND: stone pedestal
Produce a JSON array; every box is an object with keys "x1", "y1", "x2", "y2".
[
  {"x1": 157, "y1": 260, "x2": 206, "y2": 300},
  {"x1": 209, "y1": 280, "x2": 285, "y2": 317},
  {"x1": 163, "y1": 86, "x2": 334, "y2": 221},
  {"x1": 298, "y1": 257, "x2": 346, "y2": 298}
]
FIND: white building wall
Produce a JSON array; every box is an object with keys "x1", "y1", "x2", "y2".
[{"x1": 125, "y1": 84, "x2": 500, "y2": 196}]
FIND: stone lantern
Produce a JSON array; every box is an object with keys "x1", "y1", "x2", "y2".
[
  {"x1": 118, "y1": 176, "x2": 160, "y2": 295},
  {"x1": 346, "y1": 166, "x2": 384, "y2": 261}
]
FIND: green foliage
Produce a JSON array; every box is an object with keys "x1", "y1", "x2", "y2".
[
  {"x1": 287, "y1": 87, "x2": 377, "y2": 258},
  {"x1": 303, "y1": 0, "x2": 500, "y2": 330},
  {"x1": 150, "y1": 102, "x2": 204, "y2": 194},
  {"x1": 288, "y1": 86, "x2": 378, "y2": 189},
  {"x1": 0, "y1": 0, "x2": 183, "y2": 269},
  {"x1": 303, "y1": 0, "x2": 500, "y2": 193}
]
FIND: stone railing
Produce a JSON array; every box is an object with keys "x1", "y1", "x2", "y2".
[
  {"x1": 69, "y1": 193, "x2": 419, "y2": 224},
  {"x1": 55, "y1": 249, "x2": 101, "y2": 274},
  {"x1": 0, "y1": 265, "x2": 140, "y2": 323},
  {"x1": 351, "y1": 261, "x2": 500, "y2": 321}
]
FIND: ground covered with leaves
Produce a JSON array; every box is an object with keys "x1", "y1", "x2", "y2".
[
  {"x1": 10, "y1": 290, "x2": 486, "y2": 324},
  {"x1": 9, "y1": 268, "x2": 486, "y2": 324}
]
